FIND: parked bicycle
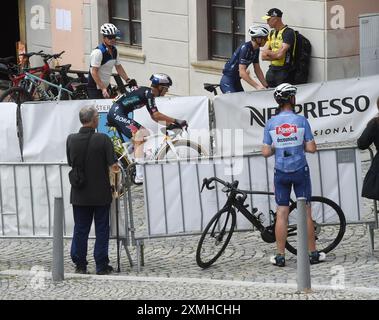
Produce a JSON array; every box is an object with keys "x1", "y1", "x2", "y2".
[
  {"x1": 0, "y1": 51, "x2": 88, "y2": 103},
  {"x1": 196, "y1": 176, "x2": 346, "y2": 269},
  {"x1": 203, "y1": 83, "x2": 220, "y2": 96},
  {"x1": 108, "y1": 121, "x2": 208, "y2": 185},
  {"x1": 0, "y1": 71, "x2": 75, "y2": 103}
]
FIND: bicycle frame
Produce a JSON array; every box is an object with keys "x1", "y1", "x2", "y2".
[
  {"x1": 109, "y1": 125, "x2": 190, "y2": 162},
  {"x1": 205, "y1": 178, "x2": 274, "y2": 233},
  {"x1": 24, "y1": 72, "x2": 73, "y2": 101}
]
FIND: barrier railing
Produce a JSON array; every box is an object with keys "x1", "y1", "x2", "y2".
[
  {"x1": 0, "y1": 162, "x2": 130, "y2": 237},
  {"x1": 127, "y1": 146, "x2": 377, "y2": 271}
]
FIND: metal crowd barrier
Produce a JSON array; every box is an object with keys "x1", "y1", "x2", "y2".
[
  {"x1": 126, "y1": 146, "x2": 378, "y2": 271},
  {"x1": 0, "y1": 162, "x2": 133, "y2": 267}
]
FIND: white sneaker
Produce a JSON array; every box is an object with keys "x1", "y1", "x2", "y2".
[{"x1": 134, "y1": 176, "x2": 144, "y2": 184}]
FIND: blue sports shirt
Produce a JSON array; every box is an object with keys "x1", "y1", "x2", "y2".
[
  {"x1": 222, "y1": 41, "x2": 260, "y2": 78},
  {"x1": 263, "y1": 110, "x2": 314, "y2": 172}
]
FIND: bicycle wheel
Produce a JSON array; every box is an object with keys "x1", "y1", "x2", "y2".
[
  {"x1": 0, "y1": 87, "x2": 32, "y2": 103},
  {"x1": 285, "y1": 196, "x2": 346, "y2": 255},
  {"x1": 114, "y1": 150, "x2": 140, "y2": 187},
  {"x1": 156, "y1": 139, "x2": 208, "y2": 160},
  {"x1": 196, "y1": 207, "x2": 236, "y2": 269}
]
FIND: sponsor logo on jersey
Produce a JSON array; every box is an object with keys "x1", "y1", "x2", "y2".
[{"x1": 275, "y1": 124, "x2": 297, "y2": 137}]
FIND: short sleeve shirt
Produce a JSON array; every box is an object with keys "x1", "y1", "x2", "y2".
[
  {"x1": 263, "y1": 110, "x2": 314, "y2": 172},
  {"x1": 222, "y1": 41, "x2": 260, "y2": 78},
  {"x1": 114, "y1": 86, "x2": 158, "y2": 115},
  {"x1": 90, "y1": 46, "x2": 120, "y2": 88}
]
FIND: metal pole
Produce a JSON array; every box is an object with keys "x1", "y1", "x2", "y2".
[
  {"x1": 115, "y1": 172, "x2": 121, "y2": 273},
  {"x1": 52, "y1": 197, "x2": 64, "y2": 281},
  {"x1": 297, "y1": 197, "x2": 311, "y2": 292}
]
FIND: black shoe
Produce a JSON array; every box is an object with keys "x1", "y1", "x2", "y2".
[
  {"x1": 270, "y1": 254, "x2": 286, "y2": 267},
  {"x1": 309, "y1": 251, "x2": 326, "y2": 265},
  {"x1": 96, "y1": 265, "x2": 114, "y2": 275},
  {"x1": 75, "y1": 266, "x2": 89, "y2": 274}
]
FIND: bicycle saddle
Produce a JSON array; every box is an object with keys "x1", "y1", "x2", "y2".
[
  {"x1": 203, "y1": 83, "x2": 219, "y2": 92},
  {"x1": 55, "y1": 64, "x2": 72, "y2": 71}
]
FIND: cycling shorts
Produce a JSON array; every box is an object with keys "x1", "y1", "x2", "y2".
[
  {"x1": 274, "y1": 165, "x2": 311, "y2": 206},
  {"x1": 220, "y1": 75, "x2": 244, "y2": 93},
  {"x1": 107, "y1": 103, "x2": 142, "y2": 139}
]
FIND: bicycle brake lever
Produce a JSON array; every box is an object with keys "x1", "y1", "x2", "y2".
[
  {"x1": 201, "y1": 178, "x2": 214, "y2": 192},
  {"x1": 200, "y1": 180, "x2": 206, "y2": 192}
]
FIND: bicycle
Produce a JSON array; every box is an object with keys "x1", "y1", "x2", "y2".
[
  {"x1": 0, "y1": 71, "x2": 75, "y2": 103},
  {"x1": 203, "y1": 83, "x2": 220, "y2": 96},
  {"x1": 108, "y1": 121, "x2": 208, "y2": 185},
  {"x1": 196, "y1": 176, "x2": 346, "y2": 269}
]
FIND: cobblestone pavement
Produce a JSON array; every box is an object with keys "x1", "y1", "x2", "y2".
[{"x1": 1, "y1": 156, "x2": 379, "y2": 300}]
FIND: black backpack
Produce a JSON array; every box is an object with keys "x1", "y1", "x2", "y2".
[{"x1": 291, "y1": 31, "x2": 312, "y2": 85}]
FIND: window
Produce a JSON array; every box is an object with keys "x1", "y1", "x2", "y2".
[
  {"x1": 109, "y1": 0, "x2": 142, "y2": 47},
  {"x1": 208, "y1": 0, "x2": 245, "y2": 60}
]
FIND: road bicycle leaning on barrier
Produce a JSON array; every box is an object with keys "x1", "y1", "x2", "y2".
[
  {"x1": 196, "y1": 177, "x2": 346, "y2": 269},
  {"x1": 203, "y1": 83, "x2": 221, "y2": 96},
  {"x1": 108, "y1": 121, "x2": 208, "y2": 185}
]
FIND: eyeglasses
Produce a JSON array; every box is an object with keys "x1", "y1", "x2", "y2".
[{"x1": 106, "y1": 35, "x2": 116, "y2": 40}]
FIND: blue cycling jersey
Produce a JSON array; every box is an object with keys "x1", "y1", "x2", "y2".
[
  {"x1": 222, "y1": 41, "x2": 260, "y2": 78},
  {"x1": 263, "y1": 110, "x2": 314, "y2": 172}
]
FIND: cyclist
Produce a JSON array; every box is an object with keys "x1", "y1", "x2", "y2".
[
  {"x1": 220, "y1": 25, "x2": 269, "y2": 93},
  {"x1": 261, "y1": 83, "x2": 325, "y2": 267},
  {"x1": 107, "y1": 73, "x2": 188, "y2": 183},
  {"x1": 87, "y1": 23, "x2": 134, "y2": 99}
]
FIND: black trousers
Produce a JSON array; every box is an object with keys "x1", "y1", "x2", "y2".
[
  {"x1": 266, "y1": 67, "x2": 294, "y2": 88},
  {"x1": 87, "y1": 87, "x2": 104, "y2": 99}
]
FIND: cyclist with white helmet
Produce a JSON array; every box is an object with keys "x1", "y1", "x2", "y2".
[
  {"x1": 87, "y1": 23, "x2": 133, "y2": 99},
  {"x1": 220, "y1": 25, "x2": 269, "y2": 93},
  {"x1": 262, "y1": 83, "x2": 325, "y2": 267},
  {"x1": 107, "y1": 73, "x2": 188, "y2": 183}
]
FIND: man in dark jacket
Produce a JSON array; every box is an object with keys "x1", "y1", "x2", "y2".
[{"x1": 66, "y1": 106, "x2": 118, "y2": 275}]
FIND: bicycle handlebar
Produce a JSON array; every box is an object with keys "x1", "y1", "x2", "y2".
[
  {"x1": 19, "y1": 50, "x2": 44, "y2": 59},
  {"x1": 39, "y1": 51, "x2": 65, "y2": 62},
  {"x1": 201, "y1": 177, "x2": 234, "y2": 192},
  {"x1": 201, "y1": 177, "x2": 248, "y2": 203}
]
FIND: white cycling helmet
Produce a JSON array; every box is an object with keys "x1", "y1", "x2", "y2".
[
  {"x1": 100, "y1": 23, "x2": 120, "y2": 37},
  {"x1": 248, "y1": 25, "x2": 269, "y2": 38},
  {"x1": 274, "y1": 83, "x2": 297, "y2": 104},
  {"x1": 150, "y1": 73, "x2": 173, "y2": 87}
]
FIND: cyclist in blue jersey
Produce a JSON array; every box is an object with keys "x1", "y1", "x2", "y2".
[
  {"x1": 262, "y1": 83, "x2": 325, "y2": 267},
  {"x1": 107, "y1": 73, "x2": 187, "y2": 183},
  {"x1": 220, "y1": 25, "x2": 269, "y2": 93}
]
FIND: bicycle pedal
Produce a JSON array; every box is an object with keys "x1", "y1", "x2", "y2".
[{"x1": 252, "y1": 207, "x2": 258, "y2": 214}]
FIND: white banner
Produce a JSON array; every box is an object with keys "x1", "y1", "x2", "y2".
[
  {"x1": 21, "y1": 96, "x2": 210, "y2": 162},
  {"x1": 22, "y1": 100, "x2": 91, "y2": 162},
  {"x1": 213, "y1": 75, "x2": 379, "y2": 155},
  {"x1": 143, "y1": 148, "x2": 364, "y2": 237},
  {"x1": 0, "y1": 103, "x2": 21, "y2": 161}
]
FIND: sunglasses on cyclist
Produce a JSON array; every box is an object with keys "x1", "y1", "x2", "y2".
[{"x1": 106, "y1": 35, "x2": 117, "y2": 40}]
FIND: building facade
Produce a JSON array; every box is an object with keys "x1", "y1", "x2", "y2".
[{"x1": 19, "y1": 0, "x2": 379, "y2": 97}]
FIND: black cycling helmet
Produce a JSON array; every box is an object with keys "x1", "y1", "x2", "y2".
[
  {"x1": 150, "y1": 73, "x2": 173, "y2": 87},
  {"x1": 274, "y1": 83, "x2": 297, "y2": 105}
]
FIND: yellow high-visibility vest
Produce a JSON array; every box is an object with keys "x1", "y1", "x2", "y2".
[{"x1": 267, "y1": 26, "x2": 295, "y2": 67}]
